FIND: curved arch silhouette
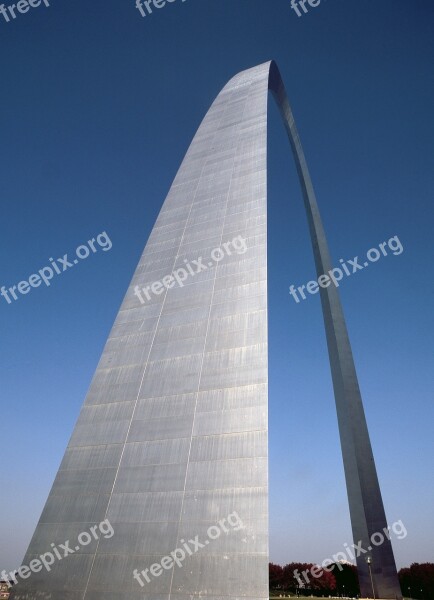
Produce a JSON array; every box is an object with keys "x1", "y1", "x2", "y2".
[
  {"x1": 12, "y1": 61, "x2": 401, "y2": 600},
  {"x1": 266, "y1": 60, "x2": 401, "y2": 599}
]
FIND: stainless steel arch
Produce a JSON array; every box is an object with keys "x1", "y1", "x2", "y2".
[
  {"x1": 12, "y1": 61, "x2": 401, "y2": 600},
  {"x1": 268, "y1": 60, "x2": 401, "y2": 600}
]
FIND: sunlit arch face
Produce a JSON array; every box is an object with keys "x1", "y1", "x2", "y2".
[{"x1": 12, "y1": 61, "x2": 401, "y2": 600}]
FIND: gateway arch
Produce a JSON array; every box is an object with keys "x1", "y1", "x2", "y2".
[{"x1": 12, "y1": 61, "x2": 401, "y2": 600}]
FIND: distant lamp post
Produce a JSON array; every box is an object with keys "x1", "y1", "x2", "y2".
[
  {"x1": 408, "y1": 587, "x2": 411, "y2": 599},
  {"x1": 366, "y1": 556, "x2": 375, "y2": 600}
]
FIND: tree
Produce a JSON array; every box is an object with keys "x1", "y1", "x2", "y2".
[
  {"x1": 270, "y1": 563, "x2": 284, "y2": 591},
  {"x1": 330, "y1": 562, "x2": 360, "y2": 597},
  {"x1": 309, "y1": 567, "x2": 337, "y2": 594},
  {"x1": 282, "y1": 562, "x2": 312, "y2": 592},
  {"x1": 399, "y1": 563, "x2": 434, "y2": 600},
  {"x1": 278, "y1": 562, "x2": 336, "y2": 596}
]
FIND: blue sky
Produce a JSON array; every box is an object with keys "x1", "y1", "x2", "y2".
[{"x1": 0, "y1": 0, "x2": 433, "y2": 573}]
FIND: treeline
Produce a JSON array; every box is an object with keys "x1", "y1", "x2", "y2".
[
  {"x1": 269, "y1": 562, "x2": 359, "y2": 597},
  {"x1": 399, "y1": 564, "x2": 434, "y2": 600},
  {"x1": 269, "y1": 562, "x2": 434, "y2": 599}
]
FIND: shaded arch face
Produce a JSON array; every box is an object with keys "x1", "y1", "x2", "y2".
[{"x1": 12, "y1": 62, "x2": 400, "y2": 600}]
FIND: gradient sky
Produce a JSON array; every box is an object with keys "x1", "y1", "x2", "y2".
[{"x1": 1, "y1": 0, "x2": 433, "y2": 574}]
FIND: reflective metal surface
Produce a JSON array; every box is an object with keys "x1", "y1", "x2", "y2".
[{"x1": 12, "y1": 61, "x2": 401, "y2": 600}]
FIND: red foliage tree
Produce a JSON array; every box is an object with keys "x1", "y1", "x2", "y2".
[
  {"x1": 269, "y1": 563, "x2": 284, "y2": 590},
  {"x1": 273, "y1": 562, "x2": 337, "y2": 595}
]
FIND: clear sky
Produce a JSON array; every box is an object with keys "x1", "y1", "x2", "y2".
[{"x1": 0, "y1": 0, "x2": 433, "y2": 574}]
